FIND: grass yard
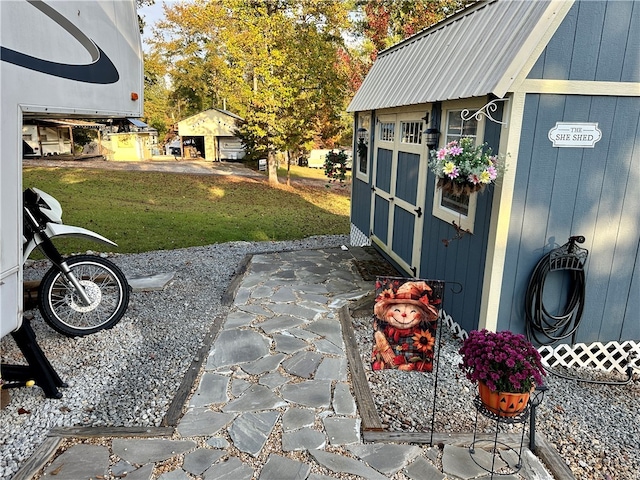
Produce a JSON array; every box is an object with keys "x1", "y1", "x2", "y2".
[{"x1": 23, "y1": 167, "x2": 350, "y2": 255}]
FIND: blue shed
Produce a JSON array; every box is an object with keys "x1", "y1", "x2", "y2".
[{"x1": 347, "y1": 0, "x2": 639, "y2": 359}]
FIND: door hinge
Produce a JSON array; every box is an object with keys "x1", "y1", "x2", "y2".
[
  {"x1": 410, "y1": 266, "x2": 417, "y2": 277},
  {"x1": 414, "y1": 207, "x2": 422, "y2": 218}
]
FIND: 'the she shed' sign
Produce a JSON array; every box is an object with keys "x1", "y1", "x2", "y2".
[{"x1": 548, "y1": 122, "x2": 602, "y2": 148}]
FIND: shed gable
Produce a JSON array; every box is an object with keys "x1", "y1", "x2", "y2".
[{"x1": 528, "y1": 0, "x2": 640, "y2": 82}]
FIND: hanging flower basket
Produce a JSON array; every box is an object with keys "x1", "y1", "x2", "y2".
[
  {"x1": 437, "y1": 177, "x2": 486, "y2": 196},
  {"x1": 429, "y1": 137, "x2": 506, "y2": 194}
]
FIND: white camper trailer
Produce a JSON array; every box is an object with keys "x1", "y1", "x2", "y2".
[{"x1": 0, "y1": 0, "x2": 144, "y2": 340}]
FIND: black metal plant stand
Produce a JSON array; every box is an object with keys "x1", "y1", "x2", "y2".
[
  {"x1": 469, "y1": 397, "x2": 530, "y2": 478},
  {"x1": 1, "y1": 318, "x2": 66, "y2": 398}
]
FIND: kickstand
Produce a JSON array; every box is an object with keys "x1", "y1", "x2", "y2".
[{"x1": 2, "y1": 318, "x2": 67, "y2": 398}]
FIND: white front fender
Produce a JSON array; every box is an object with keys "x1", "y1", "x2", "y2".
[{"x1": 23, "y1": 223, "x2": 118, "y2": 261}]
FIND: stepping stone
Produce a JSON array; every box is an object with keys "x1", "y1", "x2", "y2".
[
  {"x1": 225, "y1": 310, "x2": 257, "y2": 328},
  {"x1": 183, "y1": 448, "x2": 226, "y2": 476},
  {"x1": 204, "y1": 457, "x2": 253, "y2": 480},
  {"x1": 223, "y1": 384, "x2": 287, "y2": 412},
  {"x1": 282, "y1": 351, "x2": 322, "y2": 378},
  {"x1": 282, "y1": 407, "x2": 315, "y2": 431},
  {"x1": 43, "y1": 445, "x2": 109, "y2": 479},
  {"x1": 306, "y1": 318, "x2": 344, "y2": 348},
  {"x1": 313, "y1": 338, "x2": 344, "y2": 355},
  {"x1": 206, "y1": 437, "x2": 230, "y2": 449},
  {"x1": 207, "y1": 329, "x2": 270, "y2": 369},
  {"x1": 269, "y1": 303, "x2": 319, "y2": 320},
  {"x1": 282, "y1": 427, "x2": 326, "y2": 451},
  {"x1": 347, "y1": 443, "x2": 422, "y2": 476},
  {"x1": 111, "y1": 460, "x2": 136, "y2": 478},
  {"x1": 280, "y1": 380, "x2": 332, "y2": 408},
  {"x1": 128, "y1": 272, "x2": 175, "y2": 291},
  {"x1": 123, "y1": 464, "x2": 154, "y2": 480},
  {"x1": 322, "y1": 417, "x2": 360, "y2": 445},
  {"x1": 232, "y1": 378, "x2": 252, "y2": 396},
  {"x1": 308, "y1": 474, "x2": 340, "y2": 480},
  {"x1": 404, "y1": 455, "x2": 445, "y2": 480},
  {"x1": 112, "y1": 439, "x2": 196, "y2": 465},
  {"x1": 309, "y1": 450, "x2": 387, "y2": 480},
  {"x1": 229, "y1": 411, "x2": 280, "y2": 457},
  {"x1": 159, "y1": 469, "x2": 190, "y2": 480},
  {"x1": 190, "y1": 373, "x2": 229, "y2": 406},
  {"x1": 259, "y1": 315, "x2": 305, "y2": 333},
  {"x1": 332, "y1": 382, "x2": 356, "y2": 415},
  {"x1": 259, "y1": 454, "x2": 311, "y2": 480},
  {"x1": 259, "y1": 371, "x2": 290, "y2": 389},
  {"x1": 442, "y1": 444, "x2": 504, "y2": 479},
  {"x1": 251, "y1": 285, "x2": 275, "y2": 298},
  {"x1": 272, "y1": 333, "x2": 309, "y2": 354},
  {"x1": 177, "y1": 409, "x2": 235, "y2": 437},
  {"x1": 271, "y1": 286, "x2": 298, "y2": 303},
  {"x1": 242, "y1": 353, "x2": 286, "y2": 375}
]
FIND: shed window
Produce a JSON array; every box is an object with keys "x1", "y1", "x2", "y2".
[
  {"x1": 379, "y1": 122, "x2": 395, "y2": 142},
  {"x1": 400, "y1": 121, "x2": 423, "y2": 144},
  {"x1": 432, "y1": 108, "x2": 482, "y2": 233}
]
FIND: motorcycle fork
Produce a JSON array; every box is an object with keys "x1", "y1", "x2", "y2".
[{"x1": 35, "y1": 236, "x2": 93, "y2": 306}]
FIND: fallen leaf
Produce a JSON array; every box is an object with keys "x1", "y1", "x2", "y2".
[
  {"x1": 50, "y1": 464, "x2": 63, "y2": 475},
  {"x1": 17, "y1": 408, "x2": 30, "y2": 415}
]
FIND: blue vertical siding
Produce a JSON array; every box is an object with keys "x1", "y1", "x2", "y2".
[
  {"x1": 498, "y1": 95, "x2": 640, "y2": 343},
  {"x1": 528, "y1": 1, "x2": 639, "y2": 83},
  {"x1": 351, "y1": 177, "x2": 372, "y2": 235}
]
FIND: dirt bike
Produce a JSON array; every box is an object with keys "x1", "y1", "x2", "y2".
[{"x1": 22, "y1": 187, "x2": 130, "y2": 337}]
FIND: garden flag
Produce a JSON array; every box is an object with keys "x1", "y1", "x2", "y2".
[{"x1": 372, "y1": 277, "x2": 443, "y2": 372}]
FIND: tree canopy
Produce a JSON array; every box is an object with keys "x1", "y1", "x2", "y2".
[{"x1": 142, "y1": 0, "x2": 473, "y2": 180}]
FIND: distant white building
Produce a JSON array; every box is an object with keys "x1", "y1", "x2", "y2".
[{"x1": 177, "y1": 108, "x2": 246, "y2": 161}]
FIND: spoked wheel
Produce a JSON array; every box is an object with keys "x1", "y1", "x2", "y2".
[{"x1": 38, "y1": 255, "x2": 130, "y2": 337}]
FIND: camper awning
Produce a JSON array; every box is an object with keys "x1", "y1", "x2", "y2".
[
  {"x1": 127, "y1": 118, "x2": 148, "y2": 128},
  {"x1": 35, "y1": 119, "x2": 104, "y2": 129},
  {"x1": 348, "y1": 0, "x2": 570, "y2": 112}
]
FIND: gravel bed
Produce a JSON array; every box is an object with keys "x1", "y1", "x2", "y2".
[
  {"x1": 351, "y1": 316, "x2": 640, "y2": 480},
  {"x1": 1, "y1": 235, "x2": 638, "y2": 480},
  {"x1": 0, "y1": 235, "x2": 348, "y2": 479}
]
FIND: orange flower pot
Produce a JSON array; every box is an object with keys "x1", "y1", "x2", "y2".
[{"x1": 478, "y1": 381, "x2": 529, "y2": 417}]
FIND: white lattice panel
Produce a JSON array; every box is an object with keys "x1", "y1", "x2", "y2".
[
  {"x1": 440, "y1": 310, "x2": 639, "y2": 376},
  {"x1": 539, "y1": 341, "x2": 640, "y2": 375},
  {"x1": 350, "y1": 224, "x2": 371, "y2": 247},
  {"x1": 440, "y1": 309, "x2": 467, "y2": 341}
]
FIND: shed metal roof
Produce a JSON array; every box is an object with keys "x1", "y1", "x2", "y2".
[{"x1": 347, "y1": 0, "x2": 571, "y2": 112}]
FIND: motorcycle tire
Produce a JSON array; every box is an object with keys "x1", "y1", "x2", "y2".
[{"x1": 38, "y1": 255, "x2": 130, "y2": 337}]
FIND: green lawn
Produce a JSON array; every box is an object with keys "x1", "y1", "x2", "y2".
[{"x1": 23, "y1": 167, "x2": 350, "y2": 255}]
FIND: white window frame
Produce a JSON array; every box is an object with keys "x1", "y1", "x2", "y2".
[
  {"x1": 355, "y1": 112, "x2": 372, "y2": 183},
  {"x1": 431, "y1": 102, "x2": 486, "y2": 234}
]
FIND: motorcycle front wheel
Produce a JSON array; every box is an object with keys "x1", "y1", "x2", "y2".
[{"x1": 38, "y1": 255, "x2": 130, "y2": 337}]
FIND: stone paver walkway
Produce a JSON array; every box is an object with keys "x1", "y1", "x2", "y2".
[{"x1": 35, "y1": 247, "x2": 554, "y2": 480}]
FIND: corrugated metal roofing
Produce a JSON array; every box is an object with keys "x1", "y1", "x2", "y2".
[{"x1": 347, "y1": 0, "x2": 566, "y2": 112}]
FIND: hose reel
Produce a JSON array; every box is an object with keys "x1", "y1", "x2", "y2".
[{"x1": 525, "y1": 236, "x2": 588, "y2": 347}]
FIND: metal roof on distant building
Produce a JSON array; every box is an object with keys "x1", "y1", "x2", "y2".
[{"x1": 347, "y1": 0, "x2": 571, "y2": 112}]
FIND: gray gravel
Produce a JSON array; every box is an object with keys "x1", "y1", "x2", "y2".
[
  {"x1": 1, "y1": 235, "x2": 638, "y2": 480},
  {"x1": 0, "y1": 235, "x2": 348, "y2": 479},
  {"x1": 351, "y1": 317, "x2": 640, "y2": 480}
]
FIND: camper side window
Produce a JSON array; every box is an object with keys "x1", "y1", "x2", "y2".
[{"x1": 431, "y1": 109, "x2": 481, "y2": 233}]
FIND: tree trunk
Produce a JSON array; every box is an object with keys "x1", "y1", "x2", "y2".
[
  {"x1": 267, "y1": 151, "x2": 278, "y2": 185},
  {"x1": 286, "y1": 151, "x2": 291, "y2": 186}
]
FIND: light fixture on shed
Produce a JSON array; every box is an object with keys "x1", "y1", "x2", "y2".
[
  {"x1": 356, "y1": 127, "x2": 369, "y2": 145},
  {"x1": 422, "y1": 112, "x2": 440, "y2": 150}
]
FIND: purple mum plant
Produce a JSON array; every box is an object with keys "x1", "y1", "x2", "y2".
[{"x1": 459, "y1": 329, "x2": 546, "y2": 393}]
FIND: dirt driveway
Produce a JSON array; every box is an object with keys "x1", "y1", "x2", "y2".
[
  {"x1": 23, "y1": 156, "x2": 350, "y2": 192},
  {"x1": 23, "y1": 157, "x2": 265, "y2": 178}
]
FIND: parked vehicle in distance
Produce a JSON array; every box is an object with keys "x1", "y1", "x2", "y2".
[{"x1": 307, "y1": 149, "x2": 352, "y2": 169}]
